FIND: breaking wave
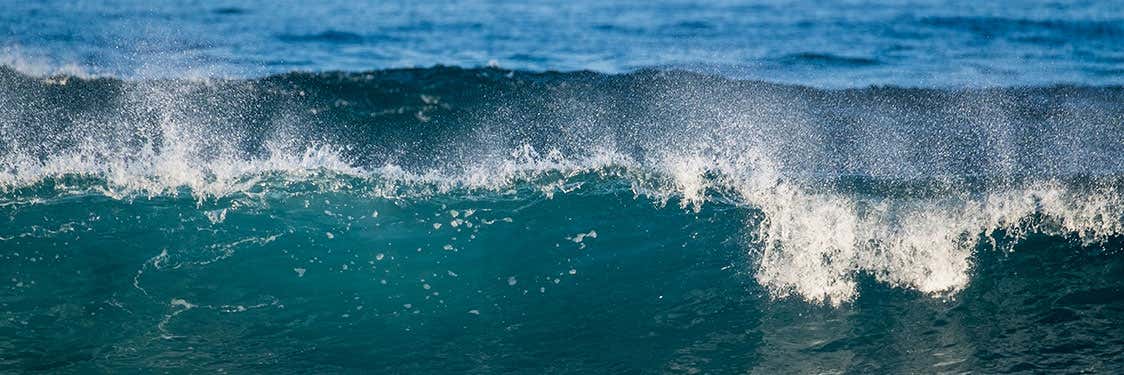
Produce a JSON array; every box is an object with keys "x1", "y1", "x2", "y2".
[{"x1": 2, "y1": 65, "x2": 1123, "y2": 305}]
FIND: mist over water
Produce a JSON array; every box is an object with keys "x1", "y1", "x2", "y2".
[{"x1": 3, "y1": 1, "x2": 1124, "y2": 373}]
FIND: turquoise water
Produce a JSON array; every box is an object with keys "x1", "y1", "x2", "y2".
[
  {"x1": 5, "y1": 174, "x2": 1120, "y2": 373},
  {"x1": 3, "y1": 1, "x2": 1124, "y2": 373}
]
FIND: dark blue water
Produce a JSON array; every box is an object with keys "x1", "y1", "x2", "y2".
[
  {"x1": 2, "y1": 1, "x2": 1124, "y2": 373},
  {"x1": 4, "y1": 0, "x2": 1124, "y2": 86}
]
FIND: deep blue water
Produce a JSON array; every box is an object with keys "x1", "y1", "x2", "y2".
[
  {"x1": 4, "y1": 0, "x2": 1124, "y2": 86},
  {"x1": 2, "y1": 1, "x2": 1124, "y2": 373}
]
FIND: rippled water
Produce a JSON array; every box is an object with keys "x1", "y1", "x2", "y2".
[{"x1": 4, "y1": 0, "x2": 1124, "y2": 86}]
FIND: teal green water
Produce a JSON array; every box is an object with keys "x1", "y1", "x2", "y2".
[
  {"x1": 3, "y1": 173, "x2": 1124, "y2": 372},
  {"x1": 2, "y1": 175, "x2": 759, "y2": 372}
]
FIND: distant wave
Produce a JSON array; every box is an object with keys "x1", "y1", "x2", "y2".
[
  {"x1": 276, "y1": 30, "x2": 368, "y2": 44},
  {"x1": 920, "y1": 15, "x2": 1124, "y2": 41},
  {"x1": 211, "y1": 7, "x2": 249, "y2": 15},
  {"x1": 772, "y1": 52, "x2": 882, "y2": 67}
]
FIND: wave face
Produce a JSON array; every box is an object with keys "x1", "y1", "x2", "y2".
[{"x1": 2, "y1": 66, "x2": 1124, "y2": 372}]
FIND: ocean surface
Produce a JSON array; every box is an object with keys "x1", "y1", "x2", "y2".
[{"x1": 2, "y1": 1, "x2": 1124, "y2": 373}]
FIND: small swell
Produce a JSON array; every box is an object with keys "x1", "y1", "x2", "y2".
[
  {"x1": 920, "y1": 16, "x2": 1124, "y2": 40},
  {"x1": 276, "y1": 30, "x2": 366, "y2": 44},
  {"x1": 773, "y1": 52, "x2": 882, "y2": 67},
  {"x1": 212, "y1": 7, "x2": 249, "y2": 15}
]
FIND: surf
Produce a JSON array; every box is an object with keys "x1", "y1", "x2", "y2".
[{"x1": 0, "y1": 65, "x2": 1122, "y2": 308}]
